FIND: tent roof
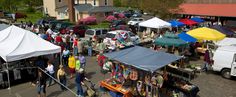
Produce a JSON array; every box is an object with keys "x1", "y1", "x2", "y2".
[
  {"x1": 179, "y1": 19, "x2": 198, "y2": 26},
  {"x1": 169, "y1": 20, "x2": 185, "y2": 27},
  {"x1": 0, "y1": 24, "x2": 10, "y2": 31},
  {"x1": 178, "y1": 32, "x2": 197, "y2": 42},
  {"x1": 104, "y1": 46, "x2": 182, "y2": 72},
  {"x1": 216, "y1": 38, "x2": 236, "y2": 46},
  {"x1": 0, "y1": 25, "x2": 61, "y2": 62},
  {"x1": 190, "y1": 17, "x2": 205, "y2": 23},
  {"x1": 139, "y1": 17, "x2": 171, "y2": 29},
  {"x1": 210, "y1": 25, "x2": 235, "y2": 36}
]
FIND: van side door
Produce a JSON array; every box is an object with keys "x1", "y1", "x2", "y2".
[{"x1": 231, "y1": 54, "x2": 236, "y2": 76}]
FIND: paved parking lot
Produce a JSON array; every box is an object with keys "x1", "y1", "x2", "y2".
[{"x1": 0, "y1": 57, "x2": 235, "y2": 97}]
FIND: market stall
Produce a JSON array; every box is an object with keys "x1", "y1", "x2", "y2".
[
  {"x1": 186, "y1": 27, "x2": 226, "y2": 54},
  {"x1": 0, "y1": 25, "x2": 61, "y2": 89},
  {"x1": 100, "y1": 46, "x2": 199, "y2": 97}
]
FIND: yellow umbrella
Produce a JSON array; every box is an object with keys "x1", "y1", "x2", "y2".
[{"x1": 187, "y1": 27, "x2": 226, "y2": 41}]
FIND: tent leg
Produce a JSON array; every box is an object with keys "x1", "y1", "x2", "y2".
[
  {"x1": 60, "y1": 53, "x2": 62, "y2": 65},
  {"x1": 6, "y1": 63, "x2": 11, "y2": 90}
]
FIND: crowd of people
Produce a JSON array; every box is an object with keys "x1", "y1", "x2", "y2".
[{"x1": 15, "y1": 21, "x2": 95, "y2": 97}]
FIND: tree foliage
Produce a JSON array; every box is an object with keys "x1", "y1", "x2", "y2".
[
  {"x1": 118, "y1": 0, "x2": 185, "y2": 19},
  {"x1": 0, "y1": 0, "x2": 43, "y2": 12}
]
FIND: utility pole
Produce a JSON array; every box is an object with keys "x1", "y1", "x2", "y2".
[{"x1": 68, "y1": 0, "x2": 75, "y2": 22}]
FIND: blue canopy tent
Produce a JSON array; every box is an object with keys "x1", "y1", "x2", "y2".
[
  {"x1": 169, "y1": 20, "x2": 185, "y2": 27},
  {"x1": 178, "y1": 32, "x2": 197, "y2": 43},
  {"x1": 190, "y1": 17, "x2": 205, "y2": 23},
  {"x1": 210, "y1": 25, "x2": 235, "y2": 36},
  {"x1": 104, "y1": 46, "x2": 182, "y2": 72}
]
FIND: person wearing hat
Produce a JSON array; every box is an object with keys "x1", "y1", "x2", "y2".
[
  {"x1": 57, "y1": 65, "x2": 67, "y2": 91},
  {"x1": 75, "y1": 68, "x2": 89, "y2": 97}
]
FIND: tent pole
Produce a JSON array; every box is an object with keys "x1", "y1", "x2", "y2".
[
  {"x1": 6, "y1": 63, "x2": 11, "y2": 90},
  {"x1": 60, "y1": 53, "x2": 62, "y2": 65}
]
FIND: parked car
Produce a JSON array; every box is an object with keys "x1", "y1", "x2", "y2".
[
  {"x1": 110, "y1": 25, "x2": 130, "y2": 31},
  {"x1": 84, "y1": 28, "x2": 109, "y2": 40},
  {"x1": 128, "y1": 18, "x2": 144, "y2": 26},
  {"x1": 103, "y1": 30, "x2": 140, "y2": 50},
  {"x1": 79, "y1": 16, "x2": 97, "y2": 25},
  {"x1": 55, "y1": 22, "x2": 74, "y2": 34},
  {"x1": 66, "y1": 25, "x2": 90, "y2": 37},
  {"x1": 212, "y1": 46, "x2": 236, "y2": 79},
  {"x1": 110, "y1": 20, "x2": 126, "y2": 28},
  {"x1": 132, "y1": 12, "x2": 142, "y2": 17}
]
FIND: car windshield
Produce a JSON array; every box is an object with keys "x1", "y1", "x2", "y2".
[
  {"x1": 85, "y1": 30, "x2": 94, "y2": 35},
  {"x1": 106, "y1": 33, "x2": 116, "y2": 38}
]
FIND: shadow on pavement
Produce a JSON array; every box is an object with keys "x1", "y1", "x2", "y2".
[
  {"x1": 86, "y1": 72, "x2": 96, "y2": 79},
  {"x1": 68, "y1": 83, "x2": 76, "y2": 89},
  {"x1": 47, "y1": 90, "x2": 62, "y2": 97}
]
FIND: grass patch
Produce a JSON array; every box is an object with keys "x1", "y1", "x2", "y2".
[
  {"x1": 88, "y1": 22, "x2": 110, "y2": 28},
  {"x1": 17, "y1": 11, "x2": 44, "y2": 23}
]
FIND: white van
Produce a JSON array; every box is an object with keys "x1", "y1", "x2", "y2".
[{"x1": 212, "y1": 46, "x2": 236, "y2": 79}]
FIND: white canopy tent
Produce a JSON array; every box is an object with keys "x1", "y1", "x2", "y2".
[
  {"x1": 0, "y1": 25, "x2": 61, "y2": 89},
  {"x1": 216, "y1": 38, "x2": 236, "y2": 47},
  {"x1": 139, "y1": 17, "x2": 171, "y2": 28}
]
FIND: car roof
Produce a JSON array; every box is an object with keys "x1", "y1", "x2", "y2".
[
  {"x1": 107, "y1": 30, "x2": 130, "y2": 34},
  {"x1": 132, "y1": 18, "x2": 144, "y2": 19},
  {"x1": 217, "y1": 46, "x2": 236, "y2": 52},
  {"x1": 87, "y1": 28, "x2": 108, "y2": 30}
]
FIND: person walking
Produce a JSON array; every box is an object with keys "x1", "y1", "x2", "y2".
[
  {"x1": 57, "y1": 65, "x2": 67, "y2": 91},
  {"x1": 78, "y1": 53, "x2": 86, "y2": 69},
  {"x1": 73, "y1": 37, "x2": 78, "y2": 56},
  {"x1": 68, "y1": 53, "x2": 76, "y2": 78},
  {"x1": 75, "y1": 68, "x2": 89, "y2": 97},
  {"x1": 37, "y1": 70, "x2": 47, "y2": 97},
  {"x1": 62, "y1": 48, "x2": 70, "y2": 67},
  {"x1": 75, "y1": 57, "x2": 81, "y2": 72},
  {"x1": 87, "y1": 37, "x2": 93, "y2": 56},
  {"x1": 77, "y1": 38, "x2": 84, "y2": 54},
  {"x1": 45, "y1": 60, "x2": 55, "y2": 87}
]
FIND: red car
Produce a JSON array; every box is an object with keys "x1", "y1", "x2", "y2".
[
  {"x1": 79, "y1": 16, "x2": 97, "y2": 25},
  {"x1": 66, "y1": 25, "x2": 90, "y2": 37}
]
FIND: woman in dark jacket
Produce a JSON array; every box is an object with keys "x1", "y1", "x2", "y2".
[{"x1": 37, "y1": 70, "x2": 47, "y2": 97}]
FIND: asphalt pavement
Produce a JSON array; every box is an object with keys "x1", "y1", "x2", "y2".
[{"x1": 0, "y1": 56, "x2": 236, "y2": 97}]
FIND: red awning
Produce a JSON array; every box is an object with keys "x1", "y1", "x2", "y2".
[
  {"x1": 178, "y1": 4, "x2": 236, "y2": 17},
  {"x1": 179, "y1": 19, "x2": 198, "y2": 26}
]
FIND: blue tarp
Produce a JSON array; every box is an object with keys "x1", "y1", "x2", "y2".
[
  {"x1": 104, "y1": 46, "x2": 182, "y2": 72},
  {"x1": 169, "y1": 20, "x2": 185, "y2": 27},
  {"x1": 190, "y1": 17, "x2": 205, "y2": 23},
  {"x1": 178, "y1": 32, "x2": 197, "y2": 42},
  {"x1": 210, "y1": 25, "x2": 235, "y2": 36}
]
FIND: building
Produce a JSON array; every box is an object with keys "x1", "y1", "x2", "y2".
[
  {"x1": 177, "y1": 0, "x2": 236, "y2": 18},
  {"x1": 43, "y1": 0, "x2": 115, "y2": 22}
]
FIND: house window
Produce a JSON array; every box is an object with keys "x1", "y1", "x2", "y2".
[
  {"x1": 45, "y1": 8, "x2": 48, "y2": 13},
  {"x1": 94, "y1": 0, "x2": 96, "y2": 5},
  {"x1": 105, "y1": 0, "x2": 108, "y2": 5},
  {"x1": 85, "y1": 0, "x2": 87, "y2": 4},
  {"x1": 59, "y1": 0, "x2": 61, "y2": 2}
]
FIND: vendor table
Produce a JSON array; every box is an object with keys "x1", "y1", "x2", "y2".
[
  {"x1": 166, "y1": 65, "x2": 196, "y2": 81},
  {"x1": 100, "y1": 81, "x2": 132, "y2": 97},
  {"x1": 196, "y1": 47, "x2": 207, "y2": 54}
]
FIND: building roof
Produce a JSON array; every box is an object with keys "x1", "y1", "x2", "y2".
[
  {"x1": 89, "y1": 6, "x2": 117, "y2": 12},
  {"x1": 74, "y1": 4, "x2": 93, "y2": 12},
  {"x1": 56, "y1": 4, "x2": 116, "y2": 13},
  {"x1": 177, "y1": 4, "x2": 236, "y2": 17}
]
